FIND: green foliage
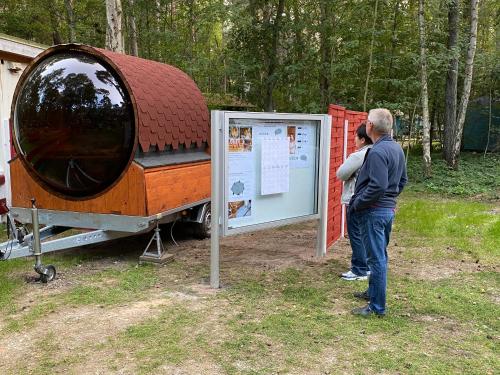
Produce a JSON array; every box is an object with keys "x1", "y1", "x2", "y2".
[
  {"x1": 1, "y1": 0, "x2": 496, "y2": 115},
  {"x1": 407, "y1": 151, "x2": 500, "y2": 198}
]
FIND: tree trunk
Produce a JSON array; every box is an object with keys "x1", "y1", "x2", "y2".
[
  {"x1": 264, "y1": 0, "x2": 285, "y2": 112},
  {"x1": 48, "y1": 0, "x2": 63, "y2": 44},
  {"x1": 106, "y1": 0, "x2": 125, "y2": 53},
  {"x1": 450, "y1": 0, "x2": 479, "y2": 168},
  {"x1": 128, "y1": 0, "x2": 139, "y2": 56},
  {"x1": 418, "y1": 0, "x2": 432, "y2": 177},
  {"x1": 386, "y1": 0, "x2": 400, "y2": 93},
  {"x1": 443, "y1": 0, "x2": 459, "y2": 165},
  {"x1": 156, "y1": 0, "x2": 162, "y2": 60},
  {"x1": 484, "y1": 87, "x2": 492, "y2": 157},
  {"x1": 319, "y1": 0, "x2": 332, "y2": 111},
  {"x1": 64, "y1": 0, "x2": 76, "y2": 42},
  {"x1": 363, "y1": 0, "x2": 379, "y2": 112},
  {"x1": 186, "y1": 0, "x2": 196, "y2": 76},
  {"x1": 292, "y1": 4, "x2": 304, "y2": 85}
]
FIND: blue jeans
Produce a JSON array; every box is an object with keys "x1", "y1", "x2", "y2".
[
  {"x1": 346, "y1": 209, "x2": 369, "y2": 276},
  {"x1": 361, "y1": 208, "x2": 394, "y2": 314}
]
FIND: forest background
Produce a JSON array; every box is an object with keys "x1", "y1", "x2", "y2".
[{"x1": 0, "y1": 0, "x2": 498, "y2": 169}]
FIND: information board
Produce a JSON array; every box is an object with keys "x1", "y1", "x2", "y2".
[
  {"x1": 210, "y1": 111, "x2": 331, "y2": 288},
  {"x1": 224, "y1": 117, "x2": 320, "y2": 233}
]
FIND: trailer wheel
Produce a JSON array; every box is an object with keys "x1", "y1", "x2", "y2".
[
  {"x1": 194, "y1": 204, "x2": 211, "y2": 239},
  {"x1": 40, "y1": 265, "x2": 56, "y2": 283}
]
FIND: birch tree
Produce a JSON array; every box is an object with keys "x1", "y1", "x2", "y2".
[
  {"x1": 264, "y1": 0, "x2": 285, "y2": 112},
  {"x1": 128, "y1": 0, "x2": 138, "y2": 56},
  {"x1": 363, "y1": 0, "x2": 379, "y2": 112},
  {"x1": 443, "y1": 0, "x2": 479, "y2": 169},
  {"x1": 418, "y1": 0, "x2": 431, "y2": 177},
  {"x1": 64, "y1": 0, "x2": 76, "y2": 42},
  {"x1": 319, "y1": 0, "x2": 332, "y2": 110},
  {"x1": 106, "y1": 0, "x2": 124, "y2": 53},
  {"x1": 443, "y1": 0, "x2": 459, "y2": 165},
  {"x1": 450, "y1": 0, "x2": 479, "y2": 168}
]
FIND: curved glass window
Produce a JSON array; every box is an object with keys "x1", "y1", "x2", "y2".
[{"x1": 14, "y1": 52, "x2": 135, "y2": 198}]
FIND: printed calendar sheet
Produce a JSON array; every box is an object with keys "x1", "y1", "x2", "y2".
[{"x1": 261, "y1": 138, "x2": 290, "y2": 195}]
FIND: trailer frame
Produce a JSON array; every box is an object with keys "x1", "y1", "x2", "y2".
[{"x1": 0, "y1": 199, "x2": 211, "y2": 281}]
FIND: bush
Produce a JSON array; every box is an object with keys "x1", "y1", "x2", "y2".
[{"x1": 405, "y1": 151, "x2": 500, "y2": 199}]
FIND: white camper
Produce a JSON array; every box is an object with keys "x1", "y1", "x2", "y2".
[{"x1": 0, "y1": 33, "x2": 45, "y2": 213}]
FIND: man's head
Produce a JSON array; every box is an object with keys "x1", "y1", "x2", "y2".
[{"x1": 366, "y1": 108, "x2": 393, "y2": 141}]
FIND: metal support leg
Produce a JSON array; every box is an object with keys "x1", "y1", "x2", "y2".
[
  {"x1": 31, "y1": 199, "x2": 56, "y2": 283},
  {"x1": 139, "y1": 221, "x2": 174, "y2": 264}
]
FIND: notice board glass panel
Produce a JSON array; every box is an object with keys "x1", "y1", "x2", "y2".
[{"x1": 224, "y1": 116, "x2": 321, "y2": 233}]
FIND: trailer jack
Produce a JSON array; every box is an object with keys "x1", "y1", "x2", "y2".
[{"x1": 31, "y1": 199, "x2": 56, "y2": 283}]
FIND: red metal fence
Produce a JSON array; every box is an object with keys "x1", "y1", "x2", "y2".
[{"x1": 327, "y1": 104, "x2": 367, "y2": 249}]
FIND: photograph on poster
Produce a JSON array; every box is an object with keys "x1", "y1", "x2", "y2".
[
  {"x1": 228, "y1": 200, "x2": 252, "y2": 219},
  {"x1": 241, "y1": 126, "x2": 253, "y2": 151},
  {"x1": 287, "y1": 126, "x2": 297, "y2": 155},
  {"x1": 229, "y1": 125, "x2": 253, "y2": 152}
]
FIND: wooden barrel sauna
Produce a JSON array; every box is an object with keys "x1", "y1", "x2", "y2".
[{"x1": 10, "y1": 44, "x2": 210, "y2": 216}]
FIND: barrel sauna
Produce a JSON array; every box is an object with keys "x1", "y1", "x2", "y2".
[{"x1": 10, "y1": 44, "x2": 210, "y2": 216}]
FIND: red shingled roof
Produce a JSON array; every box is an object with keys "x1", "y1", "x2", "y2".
[{"x1": 96, "y1": 48, "x2": 209, "y2": 153}]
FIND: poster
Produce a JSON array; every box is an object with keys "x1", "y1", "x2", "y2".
[
  {"x1": 228, "y1": 125, "x2": 255, "y2": 220},
  {"x1": 261, "y1": 138, "x2": 290, "y2": 195},
  {"x1": 228, "y1": 142, "x2": 254, "y2": 202},
  {"x1": 288, "y1": 124, "x2": 313, "y2": 169}
]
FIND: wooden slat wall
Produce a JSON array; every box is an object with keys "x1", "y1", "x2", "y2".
[
  {"x1": 144, "y1": 161, "x2": 211, "y2": 215},
  {"x1": 11, "y1": 159, "x2": 147, "y2": 216}
]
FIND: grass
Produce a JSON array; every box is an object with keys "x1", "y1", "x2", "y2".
[
  {"x1": 205, "y1": 262, "x2": 498, "y2": 374},
  {"x1": 0, "y1": 152, "x2": 498, "y2": 374},
  {"x1": 394, "y1": 193, "x2": 500, "y2": 263},
  {"x1": 0, "y1": 263, "x2": 160, "y2": 337},
  {"x1": 62, "y1": 265, "x2": 159, "y2": 306},
  {"x1": 110, "y1": 305, "x2": 201, "y2": 374}
]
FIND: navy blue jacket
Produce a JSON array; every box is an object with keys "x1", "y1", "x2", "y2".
[{"x1": 349, "y1": 135, "x2": 407, "y2": 211}]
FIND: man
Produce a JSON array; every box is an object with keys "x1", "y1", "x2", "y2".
[{"x1": 348, "y1": 108, "x2": 407, "y2": 317}]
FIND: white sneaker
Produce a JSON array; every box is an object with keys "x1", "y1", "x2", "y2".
[
  {"x1": 341, "y1": 270, "x2": 368, "y2": 281},
  {"x1": 341, "y1": 270, "x2": 352, "y2": 278}
]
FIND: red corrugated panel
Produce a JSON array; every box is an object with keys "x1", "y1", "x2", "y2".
[{"x1": 327, "y1": 103, "x2": 368, "y2": 248}]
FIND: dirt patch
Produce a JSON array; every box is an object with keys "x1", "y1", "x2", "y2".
[
  {"x1": 0, "y1": 289, "x2": 207, "y2": 374},
  {"x1": 389, "y1": 244, "x2": 496, "y2": 281}
]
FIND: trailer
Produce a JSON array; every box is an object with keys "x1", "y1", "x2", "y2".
[{"x1": 1, "y1": 44, "x2": 212, "y2": 280}]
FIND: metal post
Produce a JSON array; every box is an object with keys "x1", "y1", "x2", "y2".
[
  {"x1": 341, "y1": 118, "x2": 349, "y2": 238},
  {"x1": 31, "y1": 199, "x2": 42, "y2": 268},
  {"x1": 210, "y1": 111, "x2": 221, "y2": 288},
  {"x1": 316, "y1": 115, "x2": 332, "y2": 257}
]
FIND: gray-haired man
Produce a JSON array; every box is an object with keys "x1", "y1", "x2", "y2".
[{"x1": 348, "y1": 108, "x2": 407, "y2": 316}]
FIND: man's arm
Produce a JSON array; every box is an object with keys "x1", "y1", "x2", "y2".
[
  {"x1": 398, "y1": 163, "x2": 408, "y2": 194},
  {"x1": 350, "y1": 152, "x2": 388, "y2": 211},
  {"x1": 336, "y1": 152, "x2": 363, "y2": 181}
]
